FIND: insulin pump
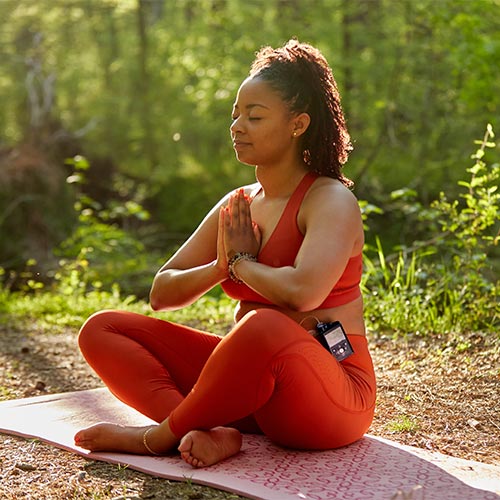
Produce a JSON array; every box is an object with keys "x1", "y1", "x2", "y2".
[{"x1": 315, "y1": 321, "x2": 354, "y2": 362}]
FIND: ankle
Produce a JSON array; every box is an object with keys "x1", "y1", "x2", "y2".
[
  {"x1": 145, "y1": 419, "x2": 179, "y2": 454},
  {"x1": 142, "y1": 426, "x2": 161, "y2": 455}
]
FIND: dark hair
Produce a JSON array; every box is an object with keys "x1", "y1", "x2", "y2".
[{"x1": 249, "y1": 39, "x2": 353, "y2": 187}]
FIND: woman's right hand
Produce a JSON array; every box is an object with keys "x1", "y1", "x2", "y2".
[
  {"x1": 216, "y1": 189, "x2": 262, "y2": 279},
  {"x1": 223, "y1": 189, "x2": 261, "y2": 259}
]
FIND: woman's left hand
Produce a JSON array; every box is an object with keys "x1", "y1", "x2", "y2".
[{"x1": 223, "y1": 189, "x2": 261, "y2": 258}]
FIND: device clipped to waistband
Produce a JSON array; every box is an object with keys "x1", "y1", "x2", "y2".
[{"x1": 314, "y1": 321, "x2": 354, "y2": 362}]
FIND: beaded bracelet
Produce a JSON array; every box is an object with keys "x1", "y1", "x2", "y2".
[
  {"x1": 142, "y1": 426, "x2": 160, "y2": 455},
  {"x1": 228, "y1": 252, "x2": 257, "y2": 283}
]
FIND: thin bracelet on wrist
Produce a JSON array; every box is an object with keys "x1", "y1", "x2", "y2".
[
  {"x1": 228, "y1": 252, "x2": 257, "y2": 283},
  {"x1": 143, "y1": 426, "x2": 160, "y2": 455}
]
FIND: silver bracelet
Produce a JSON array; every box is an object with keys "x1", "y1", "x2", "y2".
[
  {"x1": 228, "y1": 252, "x2": 257, "y2": 283},
  {"x1": 142, "y1": 426, "x2": 160, "y2": 455}
]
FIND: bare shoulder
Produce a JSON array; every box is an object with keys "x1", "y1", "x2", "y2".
[
  {"x1": 298, "y1": 176, "x2": 364, "y2": 251},
  {"x1": 303, "y1": 176, "x2": 360, "y2": 214}
]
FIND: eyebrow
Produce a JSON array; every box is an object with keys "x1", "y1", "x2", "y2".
[{"x1": 233, "y1": 103, "x2": 270, "y2": 111}]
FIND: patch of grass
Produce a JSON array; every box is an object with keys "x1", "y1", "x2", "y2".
[
  {"x1": 164, "y1": 293, "x2": 236, "y2": 335},
  {"x1": 0, "y1": 386, "x2": 15, "y2": 400},
  {"x1": 0, "y1": 283, "x2": 236, "y2": 337},
  {"x1": 387, "y1": 415, "x2": 419, "y2": 434}
]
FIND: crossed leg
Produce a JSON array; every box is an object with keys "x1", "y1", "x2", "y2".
[{"x1": 75, "y1": 309, "x2": 246, "y2": 466}]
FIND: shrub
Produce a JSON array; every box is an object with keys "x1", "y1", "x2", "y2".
[
  {"x1": 362, "y1": 125, "x2": 499, "y2": 337},
  {"x1": 55, "y1": 156, "x2": 159, "y2": 298}
]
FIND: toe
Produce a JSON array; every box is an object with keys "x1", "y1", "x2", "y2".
[{"x1": 178, "y1": 434, "x2": 193, "y2": 453}]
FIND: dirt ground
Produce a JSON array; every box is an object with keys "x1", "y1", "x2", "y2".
[{"x1": 0, "y1": 319, "x2": 498, "y2": 499}]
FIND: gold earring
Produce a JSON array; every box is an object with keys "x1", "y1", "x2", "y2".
[{"x1": 293, "y1": 131, "x2": 297, "y2": 138}]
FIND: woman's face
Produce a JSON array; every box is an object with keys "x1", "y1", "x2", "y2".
[{"x1": 230, "y1": 77, "x2": 298, "y2": 167}]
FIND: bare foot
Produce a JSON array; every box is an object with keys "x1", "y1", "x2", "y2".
[
  {"x1": 178, "y1": 427, "x2": 242, "y2": 468},
  {"x1": 74, "y1": 423, "x2": 152, "y2": 454}
]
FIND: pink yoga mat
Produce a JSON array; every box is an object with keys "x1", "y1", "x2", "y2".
[{"x1": 0, "y1": 388, "x2": 498, "y2": 500}]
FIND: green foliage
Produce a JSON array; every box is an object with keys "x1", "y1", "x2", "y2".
[
  {"x1": 0, "y1": 0, "x2": 499, "y2": 246},
  {"x1": 362, "y1": 125, "x2": 499, "y2": 337},
  {"x1": 0, "y1": 151, "x2": 236, "y2": 332},
  {"x1": 55, "y1": 156, "x2": 158, "y2": 298},
  {"x1": 432, "y1": 124, "x2": 500, "y2": 254}
]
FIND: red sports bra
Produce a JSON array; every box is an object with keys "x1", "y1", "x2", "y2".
[{"x1": 220, "y1": 172, "x2": 362, "y2": 309}]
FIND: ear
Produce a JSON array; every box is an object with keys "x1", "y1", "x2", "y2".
[{"x1": 291, "y1": 112, "x2": 311, "y2": 138}]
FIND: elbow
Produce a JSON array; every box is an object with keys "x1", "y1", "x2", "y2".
[
  {"x1": 282, "y1": 285, "x2": 322, "y2": 312},
  {"x1": 149, "y1": 296, "x2": 161, "y2": 311},
  {"x1": 149, "y1": 292, "x2": 177, "y2": 312},
  {"x1": 149, "y1": 278, "x2": 165, "y2": 311},
  {"x1": 149, "y1": 281, "x2": 188, "y2": 312},
  {"x1": 149, "y1": 290, "x2": 162, "y2": 311},
  {"x1": 286, "y1": 300, "x2": 321, "y2": 313}
]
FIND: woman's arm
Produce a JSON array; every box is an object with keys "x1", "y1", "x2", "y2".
[
  {"x1": 149, "y1": 199, "x2": 228, "y2": 311},
  {"x1": 226, "y1": 181, "x2": 364, "y2": 312}
]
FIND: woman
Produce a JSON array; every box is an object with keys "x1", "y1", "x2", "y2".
[{"x1": 74, "y1": 39, "x2": 376, "y2": 468}]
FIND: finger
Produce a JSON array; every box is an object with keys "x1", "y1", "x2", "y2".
[
  {"x1": 230, "y1": 191, "x2": 244, "y2": 229},
  {"x1": 229, "y1": 192, "x2": 240, "y2": 223},
  {"x1": 223, "y1": 206, "x2": 231, "y2": 229},
  {"x1": 235, "y1": 189, "x2": 244, "y2": 215},
  {"x1": 252, "y1": 221, "x2": 262, "y2": 246},
  {"x1": 218, "y1": 206, "x2": 226, "y2": 237},
  {"x1": 240, "y1": 196, "x2": 252, "y2": 226},
  {"x1": 241, "y1": 196, "x2": 252, "y2": 225},
  {"x1": 217, "y1": 208, "x2": 225, "y2": 256}
]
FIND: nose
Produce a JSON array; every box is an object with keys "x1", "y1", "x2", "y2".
[{"x1": 230, "y1": 116, "x2": 243, "y2": 135}]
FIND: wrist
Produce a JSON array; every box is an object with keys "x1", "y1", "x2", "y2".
[
  {"x1": 212, "y1": 259, "x2": 229, "y2": 282},
  {"x1": 228, "y1": 252, "x2": 257, "y2": 283}
]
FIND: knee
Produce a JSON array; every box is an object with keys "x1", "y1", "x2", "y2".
[{"x1": 78, "y1": 309, "x2": 120, "y2": 355}]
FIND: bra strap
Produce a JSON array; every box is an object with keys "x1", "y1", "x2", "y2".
[{"x1": 284, "y1": 172, "x2": 319, "y2": 217}]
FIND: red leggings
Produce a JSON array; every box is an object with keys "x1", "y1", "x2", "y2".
[{"x1": 78, "y1": 308, "x2": 376, "y2": 449}]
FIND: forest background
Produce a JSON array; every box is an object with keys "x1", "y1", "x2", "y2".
[{"x1": 0, "y1": 0, "x2": 499, "y2": 338}]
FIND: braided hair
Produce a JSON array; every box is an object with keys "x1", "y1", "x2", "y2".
[{"x1": 249, "y1": 39, "x2": 353, "y2": 187}]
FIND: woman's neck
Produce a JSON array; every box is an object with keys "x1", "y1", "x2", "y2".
[{"x1": 254, "y1": 162, "x2": 309, "y2": 199}]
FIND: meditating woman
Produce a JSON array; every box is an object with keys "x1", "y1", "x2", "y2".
[{"x1": 74, "y1": 39, "x2": 376, "y2": 468}]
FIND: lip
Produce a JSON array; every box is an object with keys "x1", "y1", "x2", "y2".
[{"x1": 232, "y1": 140, "x2": 251, "y2": 150}]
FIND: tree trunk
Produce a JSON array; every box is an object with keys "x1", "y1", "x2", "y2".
[{"x1": 136, "y1": 0, "x2": 158, "y2": 172}]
